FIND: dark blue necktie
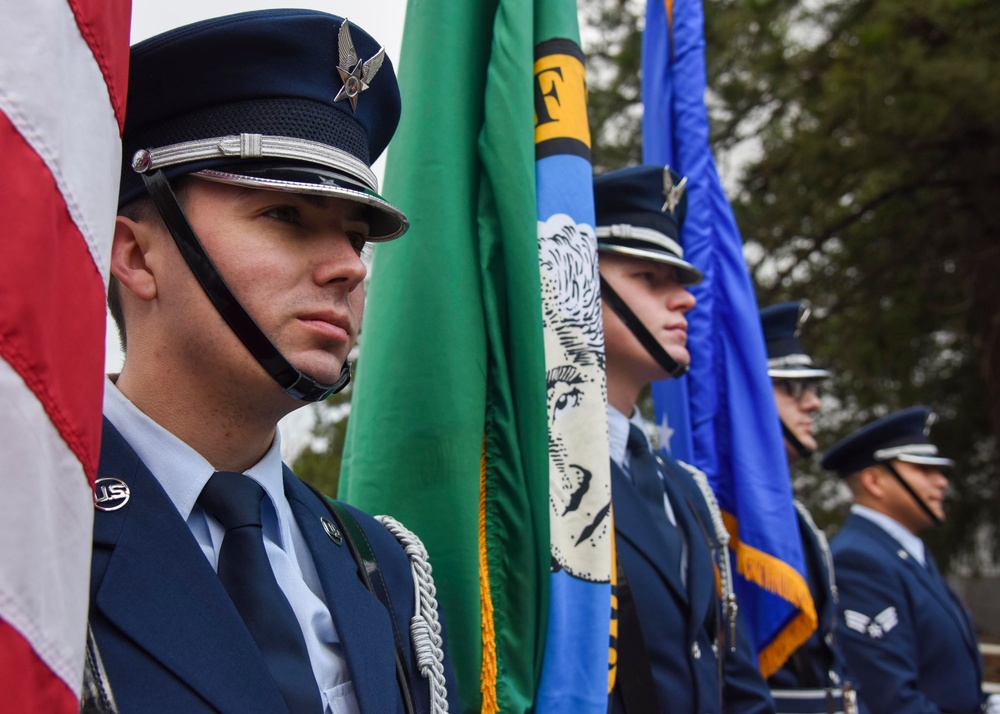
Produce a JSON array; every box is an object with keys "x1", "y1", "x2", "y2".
[
  {"x1": 198, "y1": 471, "x2": 323, "y2": 714},
  {"x1": 627, "y1": 424, "x2": 683, "y2": 563}
]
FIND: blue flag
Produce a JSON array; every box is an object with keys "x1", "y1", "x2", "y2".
[{"x1": 641, "y1": 0, "x2": 818, "y2": 676}]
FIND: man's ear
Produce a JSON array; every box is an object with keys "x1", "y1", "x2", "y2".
[
  {"x1": 110, "y1": 216, "x2": 157, "y2": 302},
  {"x1": 858, "y1": 465, "x2": 887, "y2": 499}
]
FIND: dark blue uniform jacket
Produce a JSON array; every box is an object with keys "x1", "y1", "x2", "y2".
[
  {"x1": 768, "y1": 507, "x2": 868, "y2": 714},
  {"x1": 89, "y1": 419, "x2": 457, "y2": 713},
  {"x1": 609, "y1": 455, "x2": 774, "y2": 714},
  {"x1": 831, "y1": 512, "x2": 984, "y2": 714}
]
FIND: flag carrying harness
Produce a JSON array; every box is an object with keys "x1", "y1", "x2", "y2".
[{"x1": 309, "y1": 484, "x2": 450, "y2": 714}]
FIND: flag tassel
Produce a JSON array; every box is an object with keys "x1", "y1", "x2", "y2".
[
  {"x1": 723, "y1": 512, "x2": 817, "y2": 677},
  {"x1": 478, "y1": 435, "x2": 499, "y2": 714}
]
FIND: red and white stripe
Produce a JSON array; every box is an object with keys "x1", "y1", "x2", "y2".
[{"x1": 0, "y1": 0, "x2": 129, "y2": 709}]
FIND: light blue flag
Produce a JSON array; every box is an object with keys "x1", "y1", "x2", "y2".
[
  {"x1": 641, "y1": 0, "x2": 818, "y2": 676},
  {"x1": 534, "y1": 29, "x2": 613, "y2": 714}
]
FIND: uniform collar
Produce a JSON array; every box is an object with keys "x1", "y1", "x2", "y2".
[
  {"x1": 851, "y1": 503, "x2": 926, "y2": 566},
  {"x1": 607, "y1": 405, "x2": 652, "y2": 470},
  {"x1": 103, "y1": 377, "x2": 286, "y2": 539}
]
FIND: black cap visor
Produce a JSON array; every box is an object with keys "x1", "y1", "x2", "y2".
[
  {"x1": 768, "y1": 366, "x2": 833, "y2": 380},
  {"x1": 874, "y1": 444, "x2": 955, "y2": 469},
  {"x1": 193, "y1": 162, "x2": 407, "y2": 241},
  {"x1": 895, "y1": 453, "x2": 956, "y2": 469},
  {"x1": 597, "y1": 241, "x2": 703, "y2": 286}
]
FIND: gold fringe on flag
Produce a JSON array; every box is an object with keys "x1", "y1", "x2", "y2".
[
  {"x1": 722, "y1": 512, "x2": 818, "y2": 678},
  {"x1": 478, "y1": 435, "x2": 499, "y2": 714}
]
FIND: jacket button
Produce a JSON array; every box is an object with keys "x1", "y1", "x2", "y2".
[{"x1": 691, "y1": 642, "x2": 701, "y2": 659}]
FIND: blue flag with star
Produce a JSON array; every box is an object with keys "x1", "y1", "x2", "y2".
[{"x1": 641, "y1": 0, "x2": 818, "y2": 676}]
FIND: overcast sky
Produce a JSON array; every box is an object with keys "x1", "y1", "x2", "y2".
[{"x1": 130, "y1": 0, "x2": 407, "y2": 50}]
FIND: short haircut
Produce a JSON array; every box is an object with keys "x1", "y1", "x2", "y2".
[{"x1": 109, "y1": 179, "x2": 191, "y2": 352}]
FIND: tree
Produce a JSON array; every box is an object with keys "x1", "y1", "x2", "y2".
[
  {"x1": 291, "y1": 382, "x2": 353, "y2": 496},
  {"x1": 582, "y1": 0, "x2": 1000, "y2": 571},
  {"x1": 582, "y1": 0, "x2": 645, "y2": 173}
]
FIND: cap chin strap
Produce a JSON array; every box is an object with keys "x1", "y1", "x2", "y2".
[
  {"x1": 781, "y1": 420, "x2": 814, "y2": 460},
  {"x1": 881, "y1": 460, "x2": 943, "y2": 526},
  {"x1": 140, "y1": 170, "x2": 350, "y2": 402},
  {"x1": 600, "y1": 276, "x2": 688, "y2": 379}
]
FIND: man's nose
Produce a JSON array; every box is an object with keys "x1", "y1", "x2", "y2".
[
  {"x1": 669, "y1": 286, "x2": 696, "y2": 312},
  {"x1": 315, "y1": 234, "x2": 368, "y2": 289}
]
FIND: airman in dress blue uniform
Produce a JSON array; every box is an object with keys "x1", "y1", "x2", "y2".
[
  {"x1": 85, "y1": 10, "x2": 456, "y2": 714},
  {"x1": 824, "y1": 407, "x2": 997, "y2": 714},
  {"x1": 598, "y1": 165, "x2": 774, "y2": 714},
  {"x1": 760, "y1": 302, "x2": 862, "y2": 714}
]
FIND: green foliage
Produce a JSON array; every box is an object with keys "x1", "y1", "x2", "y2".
[
  {"x1": 582, "y1": 0, "x2": 645, "y2": 171},
  {"x1": 582, "y1": 0, "x2": 1000, "y2": 571},
  {"x1": 291, "y1": 385, "x2": 353, "y2": 497}
]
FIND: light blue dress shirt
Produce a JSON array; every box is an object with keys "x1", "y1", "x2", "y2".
[
  {"x1": 850, "y1": 503, "x2": 926, "y2": 566},
  {"x1": 608, "y1": 405, "x2": 687, "y2": 582},
  {"x1": 104, "y1": 379, "x2": 359, "y2": 714}
]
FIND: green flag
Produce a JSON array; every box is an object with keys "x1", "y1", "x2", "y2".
[
  {"x1": 340, "y1": 2, "x2": 545, "y2": 711},
  {"x1": 340, "y1": 1, "x2": 610, "y2": 712}
]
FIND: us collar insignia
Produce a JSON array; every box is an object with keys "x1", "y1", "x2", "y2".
[
  {"x1": 335, "y1": 19, "x2": 386, "y2": 113},
  {"x1": 94, "y1": 477, "x2": 131, "y2": 512},
  {"x1": 661, "y1": 166, "x2": 688, "y2": 215}
]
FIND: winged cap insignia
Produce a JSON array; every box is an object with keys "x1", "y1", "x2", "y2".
[
  {"x1": 924, "y1": 411, "x2": 937, "y2": 436},
  {"x1": 794, "y1": 302, "x2": 812, "y2": 338},
  {"x1": 661, "y1": 166, "x2": 688, "y2": 215},
  {"x1": 334, "y1": 19, "x2": 386, "y2": 113}
]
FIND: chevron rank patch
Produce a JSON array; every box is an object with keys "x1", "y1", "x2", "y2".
[{"x1": 844, "y1": 606, "x2": 899, "y2": 639}]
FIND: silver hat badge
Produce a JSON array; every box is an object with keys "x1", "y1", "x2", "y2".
[
  {"x1": 924, "y1": 411, "x2": 937, "y2": 436},
  {"x1": 661, "y1": 166, "x2": 688, "y2": 215},
  {"x1": 794, "y1": 302, "x2": 812, "y2": 337},
  {"x1": 335, "y1": 19, "x2": 385, "y2": 113}
]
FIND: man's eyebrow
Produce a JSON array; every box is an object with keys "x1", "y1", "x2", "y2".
[
  {"x1": 298, "y1": 193, "x2": 330, "y2": 208},
  {"x1": 299, "y1": 193, "x2": 370, "y2": 222},
  {"x1": 238, "y1": 188, "x2": 369, "y2": 222}
]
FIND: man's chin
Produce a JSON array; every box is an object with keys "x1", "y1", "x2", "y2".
[
  {"x1": 660, "y1": 347, "x2": 690, "y2": 372},
  {"x1": 793, "y1": 429, "x2": 818, "y2": 453},
  {"x1": 287, "y1": 355, "x2": 349, "y2": 389}
]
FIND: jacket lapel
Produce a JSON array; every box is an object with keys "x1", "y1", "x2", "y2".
[
  {"x1": 93, "y1": 420, "x2": 287, "y2": 713},
  {"x1": 853, "y1": 514, "x2": 981, "y2": 664},
  {"x1": 908, "y1": 551, "x2": 979, "y2": 657},
  {"x1": 284, "y1": 473, "x2": 399, "y2": 714},
  {"x1": 798, "y1": 510, "x2": 834, "y2": 630},
  {"x1": 612, "y1": 460, "x2": 688, "y2": 602},
  {"x1": 659, "y1": 460, "x2": 714, "y2": 630}
]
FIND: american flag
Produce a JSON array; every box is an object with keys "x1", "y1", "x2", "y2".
[{"x1": 0, "y1": 0, "x2": 130, "y2": 709}]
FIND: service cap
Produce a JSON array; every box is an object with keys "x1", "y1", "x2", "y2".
[
  {"x1": 760, "y1": 301, "x2": 832, "y2": 380},
  {"x1": 594, "y1": 165, "x2": 702, "y2": 286},
  {"x1": 120, "y1": 9, "x2": 406, "y2": 240},
  {"x1": 821, "y1": 406, "x2": 955, "y2": 477}
]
